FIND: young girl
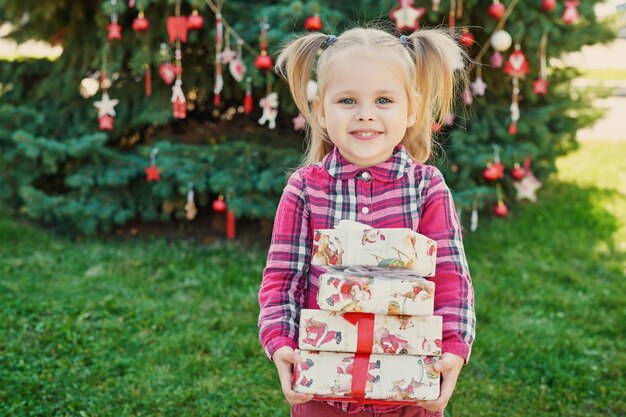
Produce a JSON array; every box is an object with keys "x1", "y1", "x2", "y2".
[{"x1": 258, "y1": 26, "x2": 475, "y2": 417}]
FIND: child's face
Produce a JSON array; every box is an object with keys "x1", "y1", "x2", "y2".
[{"x1": 315, "y1": 52, "x2": 416, "y2": 168}]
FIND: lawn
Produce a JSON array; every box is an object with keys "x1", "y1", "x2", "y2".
[{"x1": 1, "y1": 141, "x2": 625, "y2": 417}]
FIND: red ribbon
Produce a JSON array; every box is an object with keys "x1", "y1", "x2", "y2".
[{"x1": 342, "y1": 313, "x2": 375, "y2": 402}]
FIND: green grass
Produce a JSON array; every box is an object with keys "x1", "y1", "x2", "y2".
[{"x1": 1, "y1": 141, "x2": 625, "y2": 416}]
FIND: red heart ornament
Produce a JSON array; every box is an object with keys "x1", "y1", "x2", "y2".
[{"x1": 159, "y1": 63, "x2": 176, "y2": 85}]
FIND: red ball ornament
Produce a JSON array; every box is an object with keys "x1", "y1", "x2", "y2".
[
  {"x1": 494, "y1": 202, "x2": 509, "y2": 218},
  {"x1": 132, "y1": 14, "x2": 150, "y2": 32},
  {"x1": 541, "y1": 0, "x2": 557, "y2": 12},
  {"x1": 488, "y1": 2, "x2": 505, "y2": 20},
  {"x1": 212, "y1": 196, "x2": 227, "y2": 213},
  {"x1": 187, "y1": 10, "x2": 204, "y2": 31},
  {"x1": 510, "y1": 163, "x2": 527, "y2": 180},
  {"x1": 483, "y1": 165, "x2": 499, "y2": 182},
  {"x1": 459, "y1": 32, "x2": 475, "y2": 47},
  {"x1": 304, "y1": 14, "x2": 323, "y2": 31},
  {"x1": 255, "y1": 51, "x2": 273, "y2": 71}
]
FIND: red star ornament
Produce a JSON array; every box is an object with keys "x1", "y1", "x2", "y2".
[
  {"x1": 504, "y1": 49, "x2": 530, "y2": 78},
  {"x1": 533, "y1": 78, "x2": 549, "y2": 95},
  {"x1": 98, "y1": 114, "x2": 114, "y2": 131},
  {"x1": 389, "y1": 0, "x2": 426, "y2": 31},
  {"x1": 145, "y1": 165, "x2": 161, "y2": 182}
]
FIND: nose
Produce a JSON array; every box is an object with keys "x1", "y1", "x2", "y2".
[{"x1": 355, "y1": 104, "x2": 376, "y2": 121}]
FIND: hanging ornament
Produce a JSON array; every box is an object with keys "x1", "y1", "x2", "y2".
[
  {"x1": 159, "y1": 63, "x2": 176, "y2": 85},
  {"x1": 244, "y1": 77, "x2": 253, "y2": 114},
  {"x1": 226, "y1": 210, "x2": 236, "y2": 239},
  {"x1": 221, "y1": 29, "x2": 236, "y2": 64},
  {"x1": 491, "y1": 30, "x2": 512, "y2": 52},
  {"x1": 483, "y1": 144, "x2": 505, "y2": 182},
  {"x1": 94, "y1": 91, "x2": 119, "y2": 131},
  {"x1": 255, "y1": 17, "x2": 273, "y2": 71},
  {"x1": 185, "y1": 183, "x2": 197, "y2": 220},
  {"x1": 389, "y1": 0, "x2": 426, "y2": 32},
  {"x1": 144, "y1": 64, "x2": 152, "y2": 97},
  {"x1": 80, "y1": 76, "x2": 100, "y2": 99},
  {"x1": 493, "y1": 184, "x2": 508, "y2": 218},
  {"x1": 504, "y1": 47, "x2": 530, "y2": 78},
  {"x1": 171, "y1": 79, "x2": 186, "y2": 119},
  {"x1": 541, "y1": 0, "x2": 557, "y2": 12},
  {"x1": 167, "y1": 16, "x2": 189, "y2": 43},
  {"x1": 562, "y1": 0, "x2": 580, "y2": 25},
  {"x1": 108, "y1": 0, "x2": 122, "y2": 41},
  {"x1": 487, "y1": 0, "x2": 505, "y2": 20},
  {"x1": 292, "y1": 113, "x2": 307, "y2": 131},
  {"x1": 471, "y1": 75, "x2": 487, "y2": 96},
  {"x1": 458, "y1": 29, "x2": 474, "y2": 47},
  {"x1": 212, "y1": 195, "x2": 227, "y2": 213},
  {"x1": 470, "y1": 196, "x2": 479, "y2": 232},
  {"x1": 448, "y1": 0, "x2": 463, "y2": 31},
  {"x1": 510, "y1": 162, "x2": 527, "y2": 180},
  {"x1": 533, "y1": 30, "x2": 549, "y2": 96},
  {"x1": 514, "y1": 158, "x2": 542, "y2": 202},
  {"x1": 258, "y1": 92, "x2": 279, "y2": 129},
  {"x1": 443, "y1": 112, "x2": 455, "y2": 126},
  {"x1": 213, "y1": 11, "x2": 224, "y2": 106},
  {"x1": 462, "y1": 88, "x2": 473, "y2": 105},
  {"x1": 187, "y1": 10, "x2": 204, "y2": 31},
  {"x1": 304, "y1": 14, "x2": 323, "y2": 31},
  {"x1": 132, "y1": 11, "x2": 149, "y2": 32},
  {"x1": 432, "y1": 0, "x2": 441, "y2": 12},
  {"x1": 229, "y1": 39, "x2": 246, "y2": 82},
  {"x1": 490, "y1": 51, "x2": 503, "y2": 69},
  {"x1": 145, "y1": 148, "x2": 161, "y2": 182}
]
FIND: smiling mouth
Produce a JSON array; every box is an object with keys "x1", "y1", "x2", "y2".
[{"x1": 350, "y1": 130, "x2": 382, "y2": 139}]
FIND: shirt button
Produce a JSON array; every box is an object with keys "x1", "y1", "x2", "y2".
[
  {"x1": 361, "y1": 171, "x2": 371, "y2": 180},
  {"x1": 361, "y1": 206, "x2": 370, "y2": 214}
]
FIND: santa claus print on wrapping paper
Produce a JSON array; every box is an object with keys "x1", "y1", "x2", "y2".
[
  {"x1": 323, "y1": 275, "x2": 371, "y2": 312},
  {"x1": 293, "y1": 357, "x2": 316, "y2": 388},
  {"x1": 375, "y1": 326, "x2": 411, "y2": 354},
  {"x1": 302, "y1": 317, "x2": 343, "y2": 348},
  {"x1": 312, "y1": 232, "x2": 345, "y2": 266},
  {"x1": 330, "y1": 356, "x2": 382, "y2": 397},
  {"x1": 388, "y1": 357, "x2": 438, "y2": 401}
]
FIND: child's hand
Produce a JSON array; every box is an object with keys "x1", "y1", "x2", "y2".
[
  {"x1": 415, "y1": 352, "x2": 465, "y2": 412},
  {"x1": 272, "y1": 346, "x2": 315, "y2": 405}
]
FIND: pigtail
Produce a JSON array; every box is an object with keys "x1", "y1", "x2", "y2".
[
  {"x1": 275, "y1": 33, "x2": 328, "y2": 123},
  {"x1": 406, "y1": 29, "x2": 467, "y2": 161}
]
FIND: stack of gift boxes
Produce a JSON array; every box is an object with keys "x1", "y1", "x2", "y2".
[{"x1": 292, "y1": 220, "x2": 443, "y2": 404}]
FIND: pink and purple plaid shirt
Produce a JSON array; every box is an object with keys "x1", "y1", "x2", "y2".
[{"x1": 258, "y1": 144, "x2": 475, "y2": 414}]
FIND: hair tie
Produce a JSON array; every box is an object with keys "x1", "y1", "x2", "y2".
[
  {"x1": 324, "y1": 34, "x2": 337, "y2": 47},
  {"x1": 400, "y1": 35, "x2": 411, "y2": 47}
]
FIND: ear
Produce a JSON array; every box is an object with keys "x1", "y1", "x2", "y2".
[
  {"x1": 313, "y1": 96, "x2": 326, "y2": 129},
  {"x1": 407, "y1": 92, "x2": 419, "y2": 128}
]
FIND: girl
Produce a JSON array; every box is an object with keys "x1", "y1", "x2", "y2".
[{"x1": 258, "y1": 26, "x2": 475, "y2": 417}]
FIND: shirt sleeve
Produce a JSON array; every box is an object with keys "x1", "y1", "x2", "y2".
[
  {"x1": 258, "y1": 169, "x2": 311, "y2": 360},
  {"x1": 418, "y1": 166, "x2": 476, "y2": 363}
]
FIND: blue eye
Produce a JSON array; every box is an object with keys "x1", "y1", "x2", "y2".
[
  {"x1": 377, "y1": 97, "x2": 393, "y2": 104},
  {"x1": 339, "y1": 98, "x2": 355, "y2": 104}
]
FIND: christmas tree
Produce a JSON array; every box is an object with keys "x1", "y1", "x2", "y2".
[{"x1": 0, "y1": 0, "x2": 615, "y2": 234}]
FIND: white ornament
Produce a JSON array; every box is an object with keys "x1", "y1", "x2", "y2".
[
  {"x1": 80, "y1": 77, "x2": 100, "y2": 98},
  {"x1": 93, "y1": 91, "x2": 119, "y2": 117},
  {"x1": 471, "y1": 76, "x2": 487, "y2": 96},
  {"x1": 229, "y1": 58, "x2": 246, "y2": 82},
  {"x1": 491, "y1": 30, "x2": 512, "y2": 52},
  {"x1": 220, "y1": 48, "x2": 236, "y2": 64},
  {"x1": 258, "y1": 92, "x2": 279, "y2": 129},
  {"x1": 514, "y1": 171, "x2": 542, "y2": 203}
]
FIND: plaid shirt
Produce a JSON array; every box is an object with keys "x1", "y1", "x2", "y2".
[{"x1": 258, "y1": 145, "x2": 475, "y2": 414}]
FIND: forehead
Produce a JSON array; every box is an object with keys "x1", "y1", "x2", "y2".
[{"x1": 321, "y1": 49, "x2": 411, "y2": 96}]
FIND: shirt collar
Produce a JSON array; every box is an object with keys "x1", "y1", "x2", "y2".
[{"x1": 322, "y1": 145, "x2": 412, "y2": 182}]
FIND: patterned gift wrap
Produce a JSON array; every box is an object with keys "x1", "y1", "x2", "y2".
[
  {"x1": 311, "y1": 223, "x2": 437, "y2": 277},
  {"x1": 317, "y1": 272, "x2": 435, "y2": 316},
  {"x1": 299, "y1": 309, "x2": 442, "y2": 356},
  {"x1": 293, "y1": 350, "x2": 440, "y2": 402}
]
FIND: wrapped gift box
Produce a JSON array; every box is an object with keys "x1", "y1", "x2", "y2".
[
  {"x1": 317, "y1": 272, "x2": 435, "y2": 316},
  {"x1": 293, "y1": 350, "x2": 440, "y2": 402},
  {"x1": 311, "y1": 220, "x2": 437, "y2": 277},
  {"x1": 299, "y1": 309, "x2": 442, "y2": 356}
]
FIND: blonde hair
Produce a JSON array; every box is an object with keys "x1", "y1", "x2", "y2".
[{"x1": 275, "y1": 26, "x2": 467, "y2": 166}]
